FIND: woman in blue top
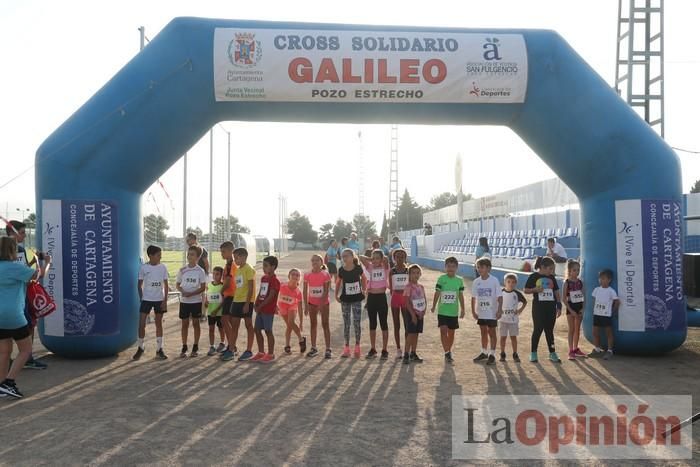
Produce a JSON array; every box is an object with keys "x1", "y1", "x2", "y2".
[
  {"x1": 0, "y1": 237, "x2": 51, "y2": 399},
  {"x1": 325, "y1": 239, "x2": 339, "y2": 280},
  {"x1": 474, "y1": 237, "x2": 491, "y2": 278}
]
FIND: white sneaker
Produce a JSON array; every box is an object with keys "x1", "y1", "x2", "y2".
[{"x1": 396, "y1": 348, "x2": 403, "y2": 359}]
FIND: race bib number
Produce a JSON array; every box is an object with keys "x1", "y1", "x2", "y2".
[
  {"x1": 208, "y1": 292, "x2": 221, "y2": 303},
  {"x1": 310, "y1": 286, "x2": 324, "y2": 298},
  {"x1": 441, "y1": 291, "x2": 457, "y2": 304},
  {"x1": 538, "y1": 289, "x2": 554, "y2": 302},
  {"x1": 259, "y1": 282, "x2": 269, "y2": 297},
  {"x1": 392, "y1": 274, "x2": 408, "y2": 290},
  {"x1": 371, "y1": 269, "x2": 386, "y2": 283},
  {"x1": 594, "y1": 301, "x2": 612, "y2": 317},
  {"x1": 412, "y1": 298, "x2": 426, "y2": 312},
  {"x1": 235, "y1": 275, "x2": 244, "y2": 288},
  {"x1": 478, "y1": 299, "x2": 492, "y2": 313},
  {"x1": 570, "y1": 290, "x2": 584, "y2": 304},
  {"x1": 345, "y1": 282, "x2": 361, "y2": 295},
  {"x1": 280, "y1": 294, "x2": 295, "y2": 305},
  {"x1": 149, "y1": 281, "x2": 162, "y2": 289},
  {"x1": 501, "y1": 308, "x2": 517, "y2": 323}
]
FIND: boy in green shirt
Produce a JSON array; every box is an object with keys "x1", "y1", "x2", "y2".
[
  {"x1": 431, "y1": 256, "x2": 465, "y2": 363},
  {"x1": 205, "y1": 266, "x2": 226, "y2": 356}
]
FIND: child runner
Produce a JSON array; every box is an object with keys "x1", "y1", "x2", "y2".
[
  {"x1": 176, "y1": 245, "x2": 207, "y2": 357},
  {"x1": 471, "y1": 257, "x2": 503, "y2": 365},
  {"x1": 325, "y1": 240, "x2": 339, "y2": 286},
  {"x1": 431, "y1": 257, "x2": 466, "y2": 364},
  {"x1": 402, "y1": 264, "x2": 426, "y2": 364},
  {"x1": 134, "y1": 245, "x2": 169, "y2": 360},
  {"x1": 498, "y1": 273, "x2": 527, "y2": 362},
  {"x1": 563, "y1": 259, "x2": 586, "y2": 360},
  {"x1": 524, "y1": 256, "x2": 562, "y2": 363},
  {"x1": 389, "y1": 249, "x2": 409, "y2": 359},
  {"x1": 232, "y1": 248, "x2": 256, "y2": 361},
  {"x1": 337, "y1": 248, "x2": 366, "y2": 358},
  {"x1": 205, "y1": 266, "x2": 226, "y2": 356},
  {"x1": 359, "y1": 249, "x2": 391, "y2": 359},
  {"x1": 588, "y1": 269, "x2": 620, "y2": 360},
  {"x1": 219, "y1": 241, "x2": 238, "y2": 361},
  {"x1": 278, "y1": 268, "x2": 306, "y2": 355},
  {"x1": 304, "y1": 254, "x2": 332, "y2": 359},
  {"x1": 251, "y1": 256, "x2": 280, "y2": 363}
]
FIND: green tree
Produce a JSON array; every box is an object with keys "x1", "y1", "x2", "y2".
[
  {"x1": 286, "y1": 211, "x2": 317, "y2": 249},
  {"x1": 390, "y1": 189, "x2": 424, "y2": 231},
  {"x1": 379, "y1": 212, "x2": 388, "y2": 240},
  {"x1": 428, "y1": 191, "x2": 473, "y2": 211},
  {"x1": 186, "y1": 226, "x2": 203, "y2": 238},
  {"x1": 332, "y1": 218, "x2": 354, "y2": 240},
  {"x1": 319, "y1": 223, "x2": 334, "y2": 241},
  {"x1": 213, "y1": 215, "x2": 249, "y2": 239},
  {"x1": 23, "y1": 212, "x2": 36, "y2": 228},
  {"x1": 691, "y1": 179, "x2": 700, "y2": 194},
  {"x1": 353, "y1": 214, "x2": 377, "y2": 240},
  {"x1": 144, "y1": 214, "x2": 169, "y2": 243}
]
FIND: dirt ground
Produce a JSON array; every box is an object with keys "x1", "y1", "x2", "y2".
[{"x1": 2, "y1": 250, "x2": 699, "y2": 466}]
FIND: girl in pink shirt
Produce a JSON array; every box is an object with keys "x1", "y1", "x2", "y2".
[
  {"x1": 359, "y1": 249, "x2": 390, "y2": 359},
  {"x1": 278, "y1": 268, "x2": 306, "y2": 355},
  {"x1": 402, "y1": 264, "x2": 426, "y2": 363},
  {"x1": 304, "y1": 254, "x2": 332, "y2": 359}
]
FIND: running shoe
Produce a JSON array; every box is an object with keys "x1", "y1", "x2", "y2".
[
  {"x1": 261, "y1": 354, "x2": 276, "y2": 363},
  {"x1": 221, "y1": 349, "x2": 234, "y2": 361},
  {"x1": 396, "y1": 348, "x2": 403, "y2": 359},
  {"x1": 24, "y1": 359, "x2": 47, "y2": 370},
  {"x1": 410, "y1": 352, "x2": 423, "y2": 363},
  {"x1": 549, "y1": 352, "x2": 561, "y2": 363},
  {"x1": 353, "y1": 344, "x2": 361, "y2": 358},
  {"x1": 207, "y1": 346, "x2": 217, "y2": 356},
  {"x1": 380, "y1": 350, "x2": 389, "y2": 360},
  {"x1": 403, "y1": 354, "x2": 410, "y2": 365},
  {"x1": 568, "y1": 350, "x2": 576, "y2": 361},
  {"x1": 473, "y1": 353, "x2": 488, "y2": 363},
  {"x1": 324, "y1": 349, "x2": 332, "y2": 359},
  {"x1": 603, "y1": 350, "x2": 613, "y2": 360},
  {"x1": 341, "y1": 345, "x2": 351, "y2": 358},
  {"x1": 299, "y1": 337, "x2": 307, "y2": 354},
  {"x1": 512, "y1": 353, "x2": 521, "y2": 363},
  {"x1": 238, "y1": 350, "x2": 254, "y2": 361},
  {"x1": 190, "y1": 346, "x2": 199, "y2": 358},
  {"x1": 156, "y1": 349, "x2": 168, "y2": 360},
  {"x1": 216, "y1": 343, "x2": 227, "y2": 353},
  {"x1": 0, "y1": 381, "x2": 23, "y2": 399},
  {"x1": 499, "y1": 352, "x2": 506, "y2": 362},
  {"x1": 444, "y1": 352, "x2": 454, "y2": 364},
  {"x1": 306, "y1": 347, "x2": 319, "y2": 358},
  {"x1": 284, "y1": 346, "x2": 292, "y2": 355},
  {"x1": 530, "y1": 352, "x2": 538, "y2": 363},
  {"x1": 366, "y1": 349, "x2": 378, "y2": 360},
  {"x1": 250, "y1": 352, "x2": 266, "y2": 362},
  {"x1": 132, "y1": 347, "x2": 144, "y2": 361},
  {"x1": 574, "y1": 348, "x2": 587, "y2": 358},
  {"x1": 588, "y1": 349, "x2": 604, "y2": 358},
  {"x1": 486, "y1": 355, "x2": 496, "y2": 365},
  {"x1": 180, "y1": 346, "x2": 188, "y2": 358}
]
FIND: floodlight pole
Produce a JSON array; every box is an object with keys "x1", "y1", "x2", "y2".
[
  {"x1": 138, "y1": 26, "x2": 145, "y2": 51},
  {"x1": 227, "y1": 131, "x2": 231, "y2": 240},
  {"x1": 209, "y1": 129, "x2": 214, "y2": 246}
]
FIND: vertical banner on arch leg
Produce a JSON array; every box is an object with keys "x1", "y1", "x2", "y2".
[{"x1": 615, "y1": 199, "x2": 684, "y2": 333}]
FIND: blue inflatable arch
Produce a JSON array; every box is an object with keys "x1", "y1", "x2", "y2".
[{"x1": 36, "y1": 18, "x2": 684, "y2": 357}]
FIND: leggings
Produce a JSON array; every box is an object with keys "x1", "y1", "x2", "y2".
[
  {"x1": 367, "y1": 293, "x2": 389, "y2": 331},
  {"x1": 531, "y1": 307, "x2": 556, "y2": 353},
  {"x1": 341, "y1": 301, "x2": 362, "y2": 345}
]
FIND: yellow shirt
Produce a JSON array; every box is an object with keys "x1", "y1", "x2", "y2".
[{"x1": 233, "y1": 263, "x2": 256, "y2": 302}]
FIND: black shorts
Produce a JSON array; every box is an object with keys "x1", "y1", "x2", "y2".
[
  {"x1": 208, "y1": 316, "x2": 222, "y2": 328},
  {"x1": 437, "y1": 315, "x2": 459, "y2": 330},
  {"x1": 140, "y1": 300, "x2": 165, "y2": 314},
  {"x1": 231, "y1": 302, "x2": 254, "y2": 319},
  {"x1": 477, "y1": 319, "x2": 498, "y2": 328},
  {"x1": 402, "y1": 309, "x2": 424, "y2": 334},
  {"x1": 567, "y1": 302, "x2": 583, "y2": 315},
  {"x1": 0, "y1": 325, "x2": 31, "y2": 341},
  {"x1": 593, "y1": 315, "x2": 613, "y2": 328},
  {"x1": 221, "y1": 296, "x2": 234, "y2": 316},
  {"x1": 327, "y1": 263, "x2": 338, "y2": 274},
  {"x1": 179, "y1": 302, "x2": 203, "y2": 320}
]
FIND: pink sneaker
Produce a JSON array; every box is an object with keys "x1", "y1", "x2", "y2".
[
  {"x1": 567, "y1": 350, "x2": 576, "y2": 361},
  {"x1": 260, "y1": 354, "x2": 275, "y2": 363},
  {"x1": 341, "y1": 345, "x2": 351, "y2": 358},
  {"x1": 250, "y1": 352, "x2": 266, "y2": 362},
  {"x1": 354, "y1": 344, "x2": 361, "y2": 358},
  {"x1": 574, "y1": 348, "x2": 587, "y2": 358}
]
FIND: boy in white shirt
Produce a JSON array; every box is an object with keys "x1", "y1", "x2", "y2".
[
  {"x1": 499, "y1": 273, "x2": 528, "y2": 362},
  {"x1": 588, "y1": 269, "x2": 620, "y2": 360},
  {"x1": 176, "y1": 246, "x2": 208, "y2": 358},
  {"x1": 471, "y1": 257, "x2": 503, "y2": 365},
  {"x1": 134, "y1": 245, "x2": 169, "y2": 361}
]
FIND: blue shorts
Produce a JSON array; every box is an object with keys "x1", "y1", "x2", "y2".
[{"x1": 255, "y1": 312, "x2": 274, "y2": 332}]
